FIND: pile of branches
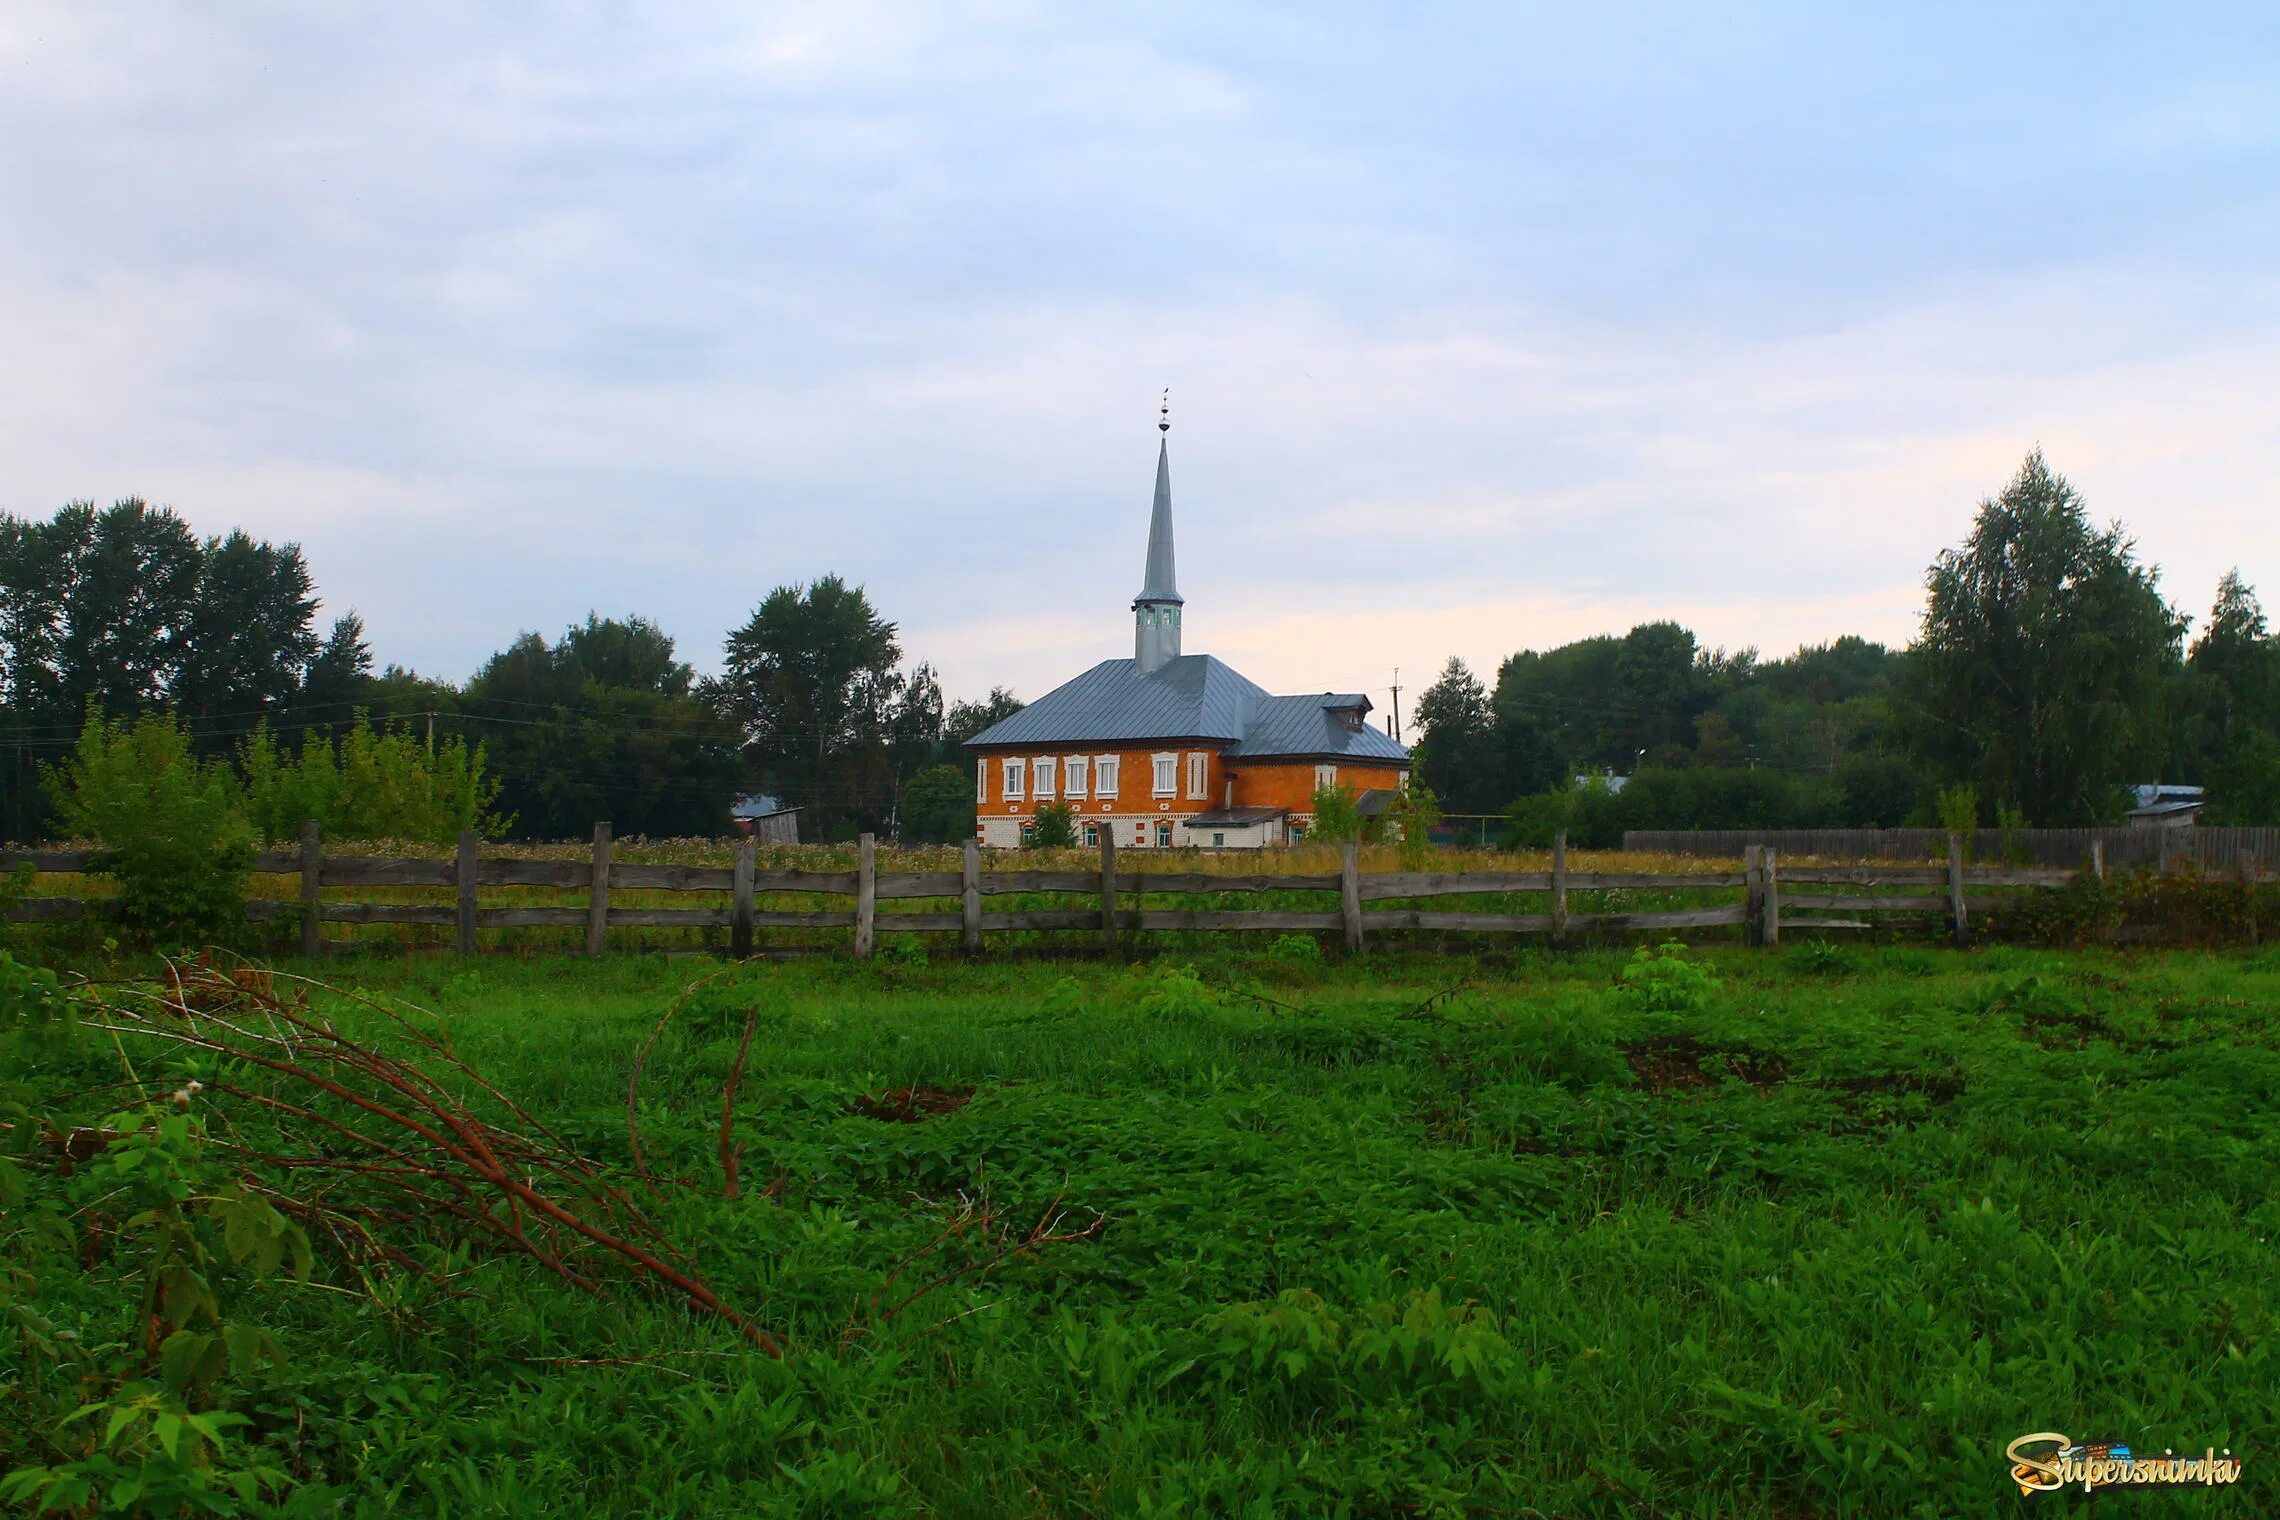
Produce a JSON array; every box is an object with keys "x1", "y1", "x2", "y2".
[{"x1": 49, "y1": 956, "x2": 776, "y2": 1351}]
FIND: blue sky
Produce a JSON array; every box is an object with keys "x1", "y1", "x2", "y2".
[{"x1": 2, "y1": 2, "x2": 2275, "y2": 714}]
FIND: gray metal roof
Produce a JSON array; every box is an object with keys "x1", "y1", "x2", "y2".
[
  {"x1": 1136, "y1": 439, "x2": 1180, "y2": 605},
  {"x1": 1224, "y1": 695, "x2": 1409, "y2": 761},
  {"x1": 965, "y1": 656, "x2": 1409, "y2": 762}
]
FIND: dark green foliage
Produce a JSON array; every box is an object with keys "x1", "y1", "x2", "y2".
[
  {"x1": 715, "y1": 578, "x2": 923, "y2": 840},
  {"x1": 899, "y1": 764, "x2": 977, "y2": 845},
  {"x1": 465, "y1": 616, "x2": 740, "y2": 840},
  {"x1": 1028, "y1": 800, "x2": 1077, "y2": 849},
  {"x1": 1899, "y1": 450, "x2": 2185, "y2": 824},
  {"x1": 46, "y1": 712, "x2": 253, "y2": 946},
  {"x1": 1411, "y1": 658, "x2": 1501, "y2": 813}
]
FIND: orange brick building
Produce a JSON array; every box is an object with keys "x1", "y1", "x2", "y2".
[{"x1": 966, "y1": 420, "x2": 1409, "y2": 850}]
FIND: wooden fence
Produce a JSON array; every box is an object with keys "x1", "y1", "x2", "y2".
[
  {"x1": 6, "y1": 823, "x2": 2239, "y2": 957},
  {"x1": 1625, "y1": 825, "x2": 2280, "y2": 872}
]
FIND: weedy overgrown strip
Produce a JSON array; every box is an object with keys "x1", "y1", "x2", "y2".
[{"x1": 49, "y1": 955, "x2": 780, "y2": 1351}]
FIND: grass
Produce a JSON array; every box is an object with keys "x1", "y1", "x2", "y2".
[{"x1": 8, "y1": 943, "x2": 2278, "y2": 1515}]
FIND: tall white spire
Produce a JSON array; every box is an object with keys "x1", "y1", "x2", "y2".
[{"x1": 1133, "y1": 394, "x2": 1182, "y2": 675}]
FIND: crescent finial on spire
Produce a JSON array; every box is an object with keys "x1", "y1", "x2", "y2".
[{"x1": 1159, "y1": 388, "x2": 1170, "y2": 433}]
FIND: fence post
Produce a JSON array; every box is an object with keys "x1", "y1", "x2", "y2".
[
  {"x1": 1339, "y1": 839, "x2": 1364, "y2": 954},
  {"x1": 1761, "y1": 847, "x2": 1781, "y2": 948},
  {"x1": 455, "y1": 830, "x2": 478, "y2": 955},
  {"x1": 854, "y1": 833, "x2": 876, "y2": 959},
  {"x1": 2090, "y1": 838, "x2": 2105, "y2": 882},
  {"x1": 1099, "y1": 829, "x2": 1119, "y2": 953},
  {"x1": 299, "y1": 819, "x2": 322, "y2": 960},
  {"x1": 1947, "y1": 832, "x2": 1970, "y2": 949},
  {"x1": 1742, "y1": 845, "x2": 1764, "y2": 948},
  {"x1": 1550, "y1": 830, "x2": 1569, "y2": 948},
  {"x1": 732, "y1": 838, "x2": 755, "y2": 959},
  {"x1": 962, "y1": 838, "x2": 983, "y2": 954},
  {"x1": 586, "y1": 822, "x2": 612, "y2": 957}
]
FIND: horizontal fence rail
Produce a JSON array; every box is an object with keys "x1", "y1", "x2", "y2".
[
  {"x1": 1627, "y1": 825, "x2": 2280, "y2": 872},
  {"x1": 9, "y1": 822, "x2": 2264, "y2": 959}
]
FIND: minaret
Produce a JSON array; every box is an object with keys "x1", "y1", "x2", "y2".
[{"x1": 1134, "y1": 394, "x2": 1183, "y2": 675}]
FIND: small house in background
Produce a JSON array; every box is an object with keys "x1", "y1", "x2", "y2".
[
  {"x1": 2126, "y1": 783, "x2": 2204, "y2": 829},
  {"x1": 731, "y1": 794, "x2": 802, "y2": 843}
]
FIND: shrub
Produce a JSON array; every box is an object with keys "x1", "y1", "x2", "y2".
[
  {"x1": 1308, "y1": 784, "x2": 1364, "y2": 843},
  {"x1": 1609, "y1": 941, "x2": 1722, "y2": 1015},
  {"x1": 1383, "y1": 785, "x2": 1442, "y2": 868},
  {"x1": 241, "y1": 720, "x2": 505, "y2": 847},
  {"x1": 1029, "y1": 801, "x2": 1077, "y2": 849},
  {"x1": 47, "y1": 713, "x2": 254, "y2": 946}
]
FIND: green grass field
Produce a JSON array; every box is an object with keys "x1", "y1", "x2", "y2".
[{"x1": 7, "y1": 942, "x2": 2277, "y2": 1516}]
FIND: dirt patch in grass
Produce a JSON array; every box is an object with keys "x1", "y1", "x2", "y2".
[
  {"x1": 1623, "y1": 1035, "x2": 1788, "y2": 1095},
  {"x1": 851, "y1": 1085, "x2": 974, "y2": 1123},
  {"x1": 1822, "y1": 1072, "x2": 1966, "y2": 1106}
]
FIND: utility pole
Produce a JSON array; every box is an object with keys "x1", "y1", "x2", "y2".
[{"x1": 1390, "y1": 668, "x2": 1402, "y2": 745}]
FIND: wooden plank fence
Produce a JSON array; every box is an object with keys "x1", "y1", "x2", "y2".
[
  {"x1": 1627, "y1": 825, "x2": 2280, "y2": 872},
  {"x1": 11, "y1": 823, "x2": 2259, "y2": 958}
]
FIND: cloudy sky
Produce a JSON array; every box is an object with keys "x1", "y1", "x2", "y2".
[{"x1": 3, "y1": 3, "x2": 2275, "y2": 715}]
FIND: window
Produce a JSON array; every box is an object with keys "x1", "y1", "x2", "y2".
[
  {"x1": 1082, "y1": 823, "x2": 1099, "y2": 848},
  {"x1": 1019, "y1": 821, "x2": 1036, "y2": 846},
  {"x1": 1065, "y1": 755, "x2": 1089, "y2": 799},
  {"x1": 1155, "y1": 821, "x2": 1174, "y2": 848},
  {"x1": 976, "y1": 758, "x2": 987, "y2": 801},
  {"x1": 1151, "y1": 753, "x2": 1177, "y2": 796},
  {"x1": 1212, "y1": 832, "x2": 1225, "y2": 847},
  {"x1": 1096, "y1": 755, "x2": 1120, "y2": 797},
  {"x1": 1289, "y1": 820, "x2": 1309, "y2": 843},
  {"x1": 1186, "y1": 751, "x2": 1207, "y2": 799},
  {"x1": 1034, "y1": 756, "x2": 1057, "y2": 800},
  {"x1": 1313, "y1": 763, "x2": 1338, "y2": 791},
  {"x1": 1002, "y1": 758, "x2": 1026, "y2": 799}
]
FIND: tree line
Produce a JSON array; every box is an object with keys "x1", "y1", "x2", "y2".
[
  {"x1": 0, "y1": 499, "x2": 1021, "y2": 843},
  {"x1": 7, "y1": 449, "x2": 2270, "y2": 847},
  {"x1": 1411, "y1": 451, "x2": 2279, "y2": 840}
]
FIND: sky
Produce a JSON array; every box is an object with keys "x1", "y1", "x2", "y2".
[{"x1": 3, "y1": 2, "x2": 2276, "y2": 721}]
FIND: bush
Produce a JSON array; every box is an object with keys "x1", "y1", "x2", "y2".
[
  {"x1": 241, "y1": 720, "x2": 504, "y2": 847},
  {"x1": 1029, "y1": 801, "x2": 1077, "y2": 849},
  {"x1": 47, "y1": 712, "x2": 254, "y2": 946},
  {"x1": 1308, "y1": 784, "x2": 1364, "y2": 843}
]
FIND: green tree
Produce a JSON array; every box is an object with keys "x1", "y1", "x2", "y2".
[
  {"x1": 900, "y1": 763, "x2": 977, "y2": 845},
  {"x1": 297, "y1": 613, "x2": 375, "y2": 728},
  {"x1": 1899, "y1": 451, "x2": 2185, "y2": 824},
  {"x1": 945, "y1": 688, "x2": 1024, "y2": 746},
  {"x1": 1029, "y1": 800, "x2": 1077, "y2": 849},
  {"x1": 1412, "y1": 658, "x2": 1500, "y2": 813},
  {"x1": 465, "y1": 616, "x2": 739, "y2": 840},
  {"x1": 47, "y1": 711, "x2": 253, "y2": 944},
  {"x1": 173, "y1": 530, "x2": 321, "y2": 729},
  {"x1": 2187, "y1": 572, "x2": 2280, "y2": 822},
  {"x1": 714, "y1": 577, "x2": 905, "y2": 840},
  {"x1": 1308, "y1": 783, "x2": 1364, "y2": 843}
]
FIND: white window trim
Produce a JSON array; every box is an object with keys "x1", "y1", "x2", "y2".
[
  {"x1": 1096, "y1": 754, "x2": 1121, "y2": 797},
  {"x1": 1151, "y1": 752, "x2": 1178, "y2": 797},
  {"x1": 1002, "y1": 757, "x2": 1027, "y2": 800},
  {"x1": 1185, "y1": 751, "x2": 1207, "y2": 799},
  {"x1": 976, "y1": 758, "x2": 987, "y2": 801},
  {"x1": 1065, "y1": 755, "x2": 1089, "y2": 799},
  {"x1": 1034, "y1": 755, "x2": 1058, "y2": 800},
  {"x1": 1314, "y1": 763, "x2": 1338, "y2": 791}
]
